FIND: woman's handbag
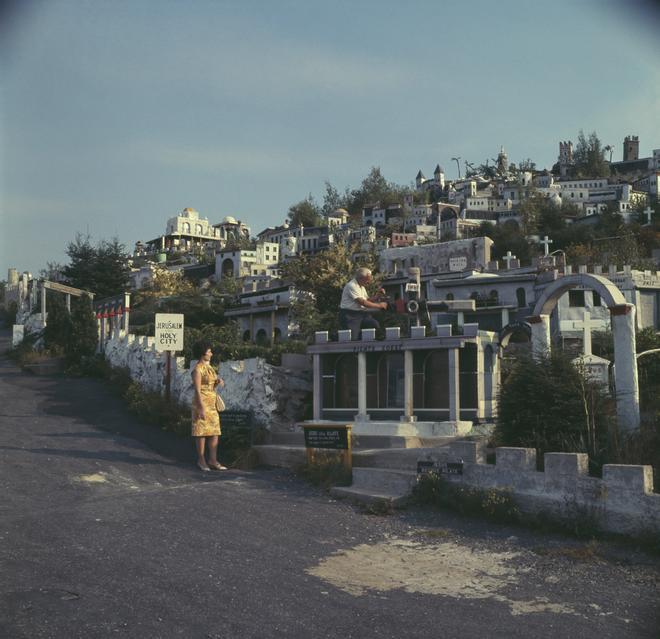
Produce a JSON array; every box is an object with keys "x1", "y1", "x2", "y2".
[{"x1": 215, "y1": 393, "x2": 226, "y2": 412}]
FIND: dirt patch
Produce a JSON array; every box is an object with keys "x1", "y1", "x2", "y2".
[
  {"x1": 306, "y1": 537, "x2": 580, "y2": 617},
  {"x1": 77, "y1": 473, "x2": 108, "y2": 483}
]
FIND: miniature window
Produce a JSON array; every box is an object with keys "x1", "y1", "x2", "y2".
[
  {"x1": 592, "y1": 291, "x2": 602, "y2": 307},
  {"x1": 569, "y1": 290, "x2": 585, "y2": 307}
]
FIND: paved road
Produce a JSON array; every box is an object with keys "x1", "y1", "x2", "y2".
[{"x1": 1, "y1": 333, "x2": 659, "y2": 638}]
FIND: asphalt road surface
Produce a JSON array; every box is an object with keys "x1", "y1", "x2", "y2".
[{"x1": 1, "y1": 332, "x2": 659, "y2": 639}]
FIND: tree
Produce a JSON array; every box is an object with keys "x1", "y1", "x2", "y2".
[
  {"x1": 279, "y1": 242, "x2": 379, "y2": 339},
  {"x1": 346, "y1": 167, "x2": 411, "y2": 217},
  {"x1": 321, "y1": 181, "x2": 351, "y2": 218},
  {"x1": 288, "y1": 195, "x2": 322, "y2": 227},
  {"x1": 495, "y1": 351, "x2": 613, "y2": 466},
  {"x1": 63, "y1": 234, "x2": 130, "y2": 298},
  {"x1": 518, "y1": 158, "x2": 536, "y2": 172},
  {"x1": 478, "y1": 220, "x2": 532, "y2": 264},
  {"x1": 67, "y1": 294, "x2": 98, "y2": 365},
  {"x1": 573, "y1": 130, "x2": 610, "y2": 178}
]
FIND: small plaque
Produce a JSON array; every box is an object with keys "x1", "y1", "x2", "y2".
[
  {"x1": 304, "y1": 427, "x2": 350, "y2": 450},
  {"x1": 449, "y1": 256, "x2": 468, "y2": 272},
  {"x1": 417, "y1": 460, "x2": 436, "y2": 475},
  {"x1": 446, "y1": 461, "x2": 464, "y2": 475}
]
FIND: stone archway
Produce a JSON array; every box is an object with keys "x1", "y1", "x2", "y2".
[
  {"x1": 528, "y1": 273, "x2": 638, "y2": 430},
  {"x1": 498, "y1": 321, "x2": 531, "y2": 350}
]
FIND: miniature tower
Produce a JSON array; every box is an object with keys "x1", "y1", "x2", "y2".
[
  {"x1": 415, "y1": 170, "x2": 425, "y2": 189},
  {"x1": 496, "y1": 147, "x2": 508, "y2": 174},
  {"x1": 623, "y1": 135, "x2": 639, "y2": 161},
  {"x1": 558, "y1": 140, "x2": 574, "y2": 177},
  {"x1": 433, "y1": 164, "x2": 445, "y2": 190}
]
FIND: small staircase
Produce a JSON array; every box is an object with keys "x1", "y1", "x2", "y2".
[{"x1": 253, "y1": 430, "x2": 464, "y2": 506}]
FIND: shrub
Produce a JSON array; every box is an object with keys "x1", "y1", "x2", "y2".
[{"x1": 494, "y1": 351, "x2": 614, "y2": 471}]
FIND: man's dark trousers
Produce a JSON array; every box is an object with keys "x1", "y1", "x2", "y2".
[{"x1": 339, "y1": 309, "x2": 380, "y2": 340}]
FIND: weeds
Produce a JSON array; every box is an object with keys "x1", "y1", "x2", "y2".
[
  {"x1": 412, "y1": 472, "x2": 520, "y2": 524},
  {"x1": 297, "y1": 453, "x2": 352, "y2": 490}
]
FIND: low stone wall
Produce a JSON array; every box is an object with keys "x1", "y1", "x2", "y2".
[
  {"x1": 103, "y1": 332, "x2": 312, "y2": 431},
  {"x1": 443, "y1": 441, "x2": 660, "y2": 537}
]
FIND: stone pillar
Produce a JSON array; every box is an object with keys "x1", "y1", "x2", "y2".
[
  {"x1": 356, "y1": 352, "x2": 368, "y2": 421},
  {"x1": 475, "y1": 337, "x2": 485, "y2": 420},
  {"x1": 270, "y1": 310, "x2": 276, "y2": 346},
  {"x1": 448, "y1": 348, "x2": 460, "y2": 421},
  {"x1": 40, "y1": 283, "x2": 47, "y2": 326},
  {"x1": 528, "y1": 314, "x2": 551, "y2": 356},
  {"x1": 402, "y1": 349, "x2": 414, "y2": 422},
  {"x1": 65, "y1": 294, "x2": 71, "y2": 312},
  {"x1": 313, "y1": 354, "x2": 322, "y2": 421},
  {"x1": 501, "y1": 308, "x2": 509, "y2": 328},
  {"x1": 610, "y1": 304, "x2": 640, "y2": 431},
  {"x1": 123, "y1": 292, "x2": 131, "y2": 333}
]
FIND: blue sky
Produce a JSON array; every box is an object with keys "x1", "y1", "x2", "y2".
[{"x1": 1, "y1": 0, "x2": 659, "y2": 276}]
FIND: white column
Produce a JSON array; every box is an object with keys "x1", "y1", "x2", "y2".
[
  {"x1": 65, "y1": 294, "x2": 71, "y2": 313},
  {"x1": 41, "y1": 284, "x2": 47, "y2": 326},
  {"x1": 476, "y1": 337, "x2": 485, "y2": 420},
  {"x1": 529, "y1": 314, "x2": 551, "y2": 356},
  {"x1": 356, "y1": 352, "x2": 367, "y2": 421},
  {"x1": 312, "y1": 354, "x2": 322, "y2": 421},
  {"x1": 123, "y1": 292, "x2": 131, "y2": 333},
  {"x1": 610, "y1": 304, "x2": 640, "y2": 431},
  {"x1": 402, "y1": 349, "x2": 414, "y2": 422},
  {"x1": 448, "y1": 348, "x2": 460, "y2": 422}
]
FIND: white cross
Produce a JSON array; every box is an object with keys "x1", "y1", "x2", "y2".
[
  {"x1": 643, "y1": 206, "x2": 653, "y2": 226},
  {"x1": 539, "y1": 235, "x2": 553, "y2": 256},
  {"x1": 576, "y1": 310, "x2": 599, "y2": 357},
  {"x1": 502, "y1": 250, "x2": 517, "y2": 269}
]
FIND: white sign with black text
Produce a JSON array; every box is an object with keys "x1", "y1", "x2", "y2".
[{"x1": 155, "y1": 313, "x2": 184, "y2": 352}]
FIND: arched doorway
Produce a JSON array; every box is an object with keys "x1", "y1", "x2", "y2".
[
  {"x1": 221, "y1": 258, "x2": 234, "y2": 278},
  {"x1": 530, "y1": 273, "x2": 638, "y2": 430}
]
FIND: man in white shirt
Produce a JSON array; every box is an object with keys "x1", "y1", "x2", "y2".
[{"x1": 339, "y1": 267, "x2": 388, "y2": 339}]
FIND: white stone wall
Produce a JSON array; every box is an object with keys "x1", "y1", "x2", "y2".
[
  {"x1": 441, "y1": 441, "x2": 660, "y2": 537},
  {"x1": 103, "y1": 332, "x2": 311, "y2": 431}
]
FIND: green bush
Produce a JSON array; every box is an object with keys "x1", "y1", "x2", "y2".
[
  {"x1": 183, "y1": 323, "x2": 307, "y2": 367},
  {"x1": 494, "y1": 351, "x2": 614, "y2": 472},
  {"x1": 42, "y1": 293, "x2": 98, "y2": 367}
]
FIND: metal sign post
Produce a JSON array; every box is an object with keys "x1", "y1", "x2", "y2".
[{"x1": 155, "y1": 313, "x2": 184, "y2": 402}]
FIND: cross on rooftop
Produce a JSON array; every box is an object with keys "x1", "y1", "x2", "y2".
[
  {"x1": 502, "y1": 250, "x2": 517, "y2": 269},
  {"x1": 643, "y1": 206, "x2": 653, "y2": 226},
  {"x1": 539, "y1": 235, "x2": 553, "y2": 256}
]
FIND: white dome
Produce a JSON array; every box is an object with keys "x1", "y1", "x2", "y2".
[{"x1": 222, "y1": 215, "x2": 238, "y2": 225}]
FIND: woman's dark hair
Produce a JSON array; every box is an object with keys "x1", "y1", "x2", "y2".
[{"x1": 192, "y1": 340, "x2": 213, "y2": 360}]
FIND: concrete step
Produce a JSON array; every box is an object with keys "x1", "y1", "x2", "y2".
[
  {"x1": 350, "y1": 467, "x2": 418, "y2": 495},
  {"x1": 353, "y1": 446, "x2": 453, "y2": 470},
  {"x1": 268, "y1": 431, "x2": 457, "y2": 450},
  {"x1": 268, "y1": 432, "x2": 306, "y2": 446},
  {"x1": 352, "y1": 420, "x2": 474, "y2": 438},
  {"x1": 252, "y1": 445, "x2": 306, "y2": 468},
  {"x1": 329, "y1": 485, "x2": 409, "y2": 507},
  {"x1": 351, "y1": 434, "x2": 457, "y2": 449}
]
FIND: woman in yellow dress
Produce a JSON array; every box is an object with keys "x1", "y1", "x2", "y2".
[{"x1": 191, "y1": 341, "x2": 227, "y2": 471}]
